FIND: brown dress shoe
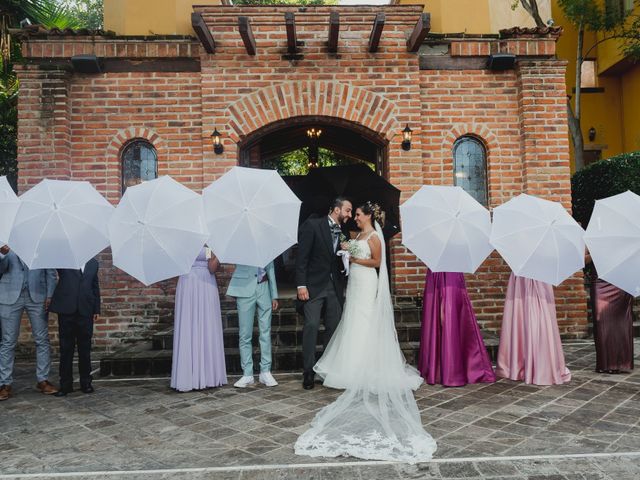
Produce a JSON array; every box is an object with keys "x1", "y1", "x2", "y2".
[
  {"x1": 0, "y1": 385, "x2": 12, "y2": 401},
  {"x1": 36, "y1": 380, "x2": 59, "y2": 395}
]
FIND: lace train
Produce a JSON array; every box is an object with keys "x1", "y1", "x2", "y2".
[
  {"x1": 295, "y1": 222, "x2": 437, "y2": 463},
  {"x1": 295, "y1": 387, "x2": 437, "y2": 463}
]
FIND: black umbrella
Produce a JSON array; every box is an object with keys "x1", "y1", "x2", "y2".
[{"x1": 296, "y1": 164, "x2": 401, "y2": 238}]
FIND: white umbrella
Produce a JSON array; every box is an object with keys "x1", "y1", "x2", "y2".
[
  {"x1": 400, "y1": 185, "x2": 493, "y2": 273},
  {"x1": 584, "y1": 190, "x2": 640, "y2": 296},
  {"x1": 8, "y1": 179, "x2": 113, "y2": 269},
  {"x1": 490, "y1": 193, "x2": 585, "y2": 286},
  {"x1": 0, "y1": 176, "x2": 19, "y2": 245},
  {"x1": 203, "y1": 166, "x2": 301, "y2": 268},
  {"x1": 108, "y1": 176, "x2": 208, "y2": 286}
]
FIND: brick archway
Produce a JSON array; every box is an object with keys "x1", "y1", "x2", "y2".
[
  {"x1": 441, "y1": 123, "x2": 500, "y2": 154},
  {"x1": 105, "y1": 127, "x2": 165, "y2": 160},
  {"x1": 103, "y1": 127, "x2": 165, "y2": 202},
  {"x1": 224, "y1": 81, "x2": 403, "y2": 143}
]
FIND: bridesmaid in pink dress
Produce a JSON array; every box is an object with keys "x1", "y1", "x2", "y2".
[
  {"x1": 496, "y1": 273, "x2": 571, "y2": 385},
  {"x1": 418, "y1": 270, "x2": 496, "y2": 387}
]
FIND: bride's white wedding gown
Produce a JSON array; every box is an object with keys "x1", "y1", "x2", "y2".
[{"x1": 294, "y1": 224, "x2": 437, "y2": 463}]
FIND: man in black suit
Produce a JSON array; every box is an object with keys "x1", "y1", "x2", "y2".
[
  {"x1": 49, "y1": 258, "x2": 100, "y2": 396},
  {"x1": 296, "y1": 197, "x2": 352, "y2": 389}
]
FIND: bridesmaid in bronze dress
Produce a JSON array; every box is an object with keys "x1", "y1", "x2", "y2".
[{"x1": 586, "y1": 250, "x2": 635, "y2": 373}]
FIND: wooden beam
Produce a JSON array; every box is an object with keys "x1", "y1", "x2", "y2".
[
  {"x1": 368, "y1": 13, "x2": 385, "y2": 53},
  {"x1": 238, "y1": 16, "x2": 256, "y2": 56},
  {"x1": 191, "y1": 12, "x2": 215, "y2": 54},
  {"x1": 406, "y1": 13, "x2": 431, "y2": 53},
  {"x1": 328, "y1": 11, "x2": 339, "y2": 53},
  {"x1": 285, "y1": 12, "x2": 297, "y2": 53}
]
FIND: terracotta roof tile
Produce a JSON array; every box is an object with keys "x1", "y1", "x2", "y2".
[{"x1": 499, "y1": 26, "x2": 563, "y2": 38}]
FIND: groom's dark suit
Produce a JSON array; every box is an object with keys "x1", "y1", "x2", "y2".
[
  {"x1": 296, "y1": 216, "x2": 346, "y2": 373},
  {"x1": 49, "y1": 258, "x2": 100, "y2": 392}
]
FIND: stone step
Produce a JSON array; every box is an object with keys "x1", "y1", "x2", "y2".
[
  {"x1": 151, "y1": 322, "x2": 425, "y2": 351},
  {"x1": 219, "y1": 305, "x2": 423, "y2": 329},
  {"x1": 100, "y1": 341, "x2": 434, "y2": 377},
  {"x1": 100, "y1": 335, "x2": 500, "y2": 377}
]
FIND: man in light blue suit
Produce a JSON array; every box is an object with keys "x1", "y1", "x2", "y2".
[
  {"x1": 227, "y1": 261, "x2": 278, "y2": 388},
  {"x1": 0, "y1": 245, "x2": 58, "y2": 400}
]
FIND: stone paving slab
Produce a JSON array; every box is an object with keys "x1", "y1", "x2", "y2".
[{"x1": 1, "y1": 342, "x2": 639, "y2": 479}]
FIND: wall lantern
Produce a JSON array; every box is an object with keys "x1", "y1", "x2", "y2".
[
  {"x1": 401, "y1": 125, "x2": 412, "y2": 151},
  {"x1": 588, "y1": 126, "x2": 596, "y2": 142},
  {"x1": 211, "y1": 128, "x2": 224, "y2": 154}
]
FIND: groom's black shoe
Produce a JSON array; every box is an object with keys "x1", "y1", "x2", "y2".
[{"x1": 303, "y1": 371, "x2": 315, "y2": 390}]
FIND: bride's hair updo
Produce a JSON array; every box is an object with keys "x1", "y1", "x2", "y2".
[{"x1": 359, "y1": 201, "x2": 385, "y2": 228}]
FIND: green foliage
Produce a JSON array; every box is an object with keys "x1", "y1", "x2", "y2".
[
  {"x1": 571, "y1": 151, "x2": 640, "y2": 226},
  {"x1": 0, "y1": 36, "x2": 19, "y2": 189},
  {"x1": 18, "y1": 0, "x2": 82, "y2": 29},
  {"x1": 264, "y1": 148, "x2": 339, "y2": 176},
  {"x1": 558, "y1": 0, "x2": 638, "y2": 49},
  {"x1": 558, "y1": 0, "x2": 610, "y2": 30},
  {"x1": 0, "y1": 0, "x2": 103, "y2": 29},
  {"x1": 263, "y1": 147, "x2": 376, "y2": 176},
  {"x1": 621, "y1": 13, "x2": 640, "y2": 60},
  {"x1": 61, "y1": 0, "x2": 103, "y2": 30}
]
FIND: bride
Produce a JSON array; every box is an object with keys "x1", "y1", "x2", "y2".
[{"x1": 294, "y1": 201, "x2": 437, "y2": 463}]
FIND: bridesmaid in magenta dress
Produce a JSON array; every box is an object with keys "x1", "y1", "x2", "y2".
[
  {"x1": 418, "y1": 270, "x2": 496, "y2": 387},
  {"x1": 496, "y1": 273, "x2": 571, "y2": 385},
  {"x1": 171, "y1": 248, "x2": 227, "y2": 392}
]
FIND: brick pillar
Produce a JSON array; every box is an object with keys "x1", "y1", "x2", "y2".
[
  {"x1": 15, "y1": 64, "x2": 72, "y2": 192},
  {"x1": 516, "y1": 59, "x2": 588, "y2": 337}
]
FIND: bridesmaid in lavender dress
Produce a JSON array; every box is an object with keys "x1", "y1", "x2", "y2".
[
  {"x1": 496, "y1": 273, "x2": 571, "y2": 385},
  {"x1": 171, "y1": 247, "x2": 227, "y2": 392},
  {"x1": 418, "y1": 270, "x2": 496, "y2": 387}
]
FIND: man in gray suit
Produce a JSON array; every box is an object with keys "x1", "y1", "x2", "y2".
[
  {"x1": 227, "y1": 261, "x2": 278, "y2": 388},
  {"x1": 0, "y1": 245, "x2": 58, "y2": 400}
]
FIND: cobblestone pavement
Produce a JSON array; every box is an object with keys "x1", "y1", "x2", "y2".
[{"x1": 1, "y1": 341, "x2": 639, "y2": 479}]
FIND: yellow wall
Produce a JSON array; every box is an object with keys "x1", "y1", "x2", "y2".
[
  {"x1": 104, "y1": 0, "x2": 223, "y2": 35},
  {"x1": 552, "y1": 1, "x2": 640, "y2": 169},
  {"x1": 622, "y1": 65, "x2": 640, "y2": 152},
  {"x1": 422, "y1": 0, "x2": 491, "y2": 33},
  {"x1": 488, "y1": 0, "x2": 552, "y2": 32},
  {"x1": 399, "y1": 0, "x2": 552, "y2": 33}
]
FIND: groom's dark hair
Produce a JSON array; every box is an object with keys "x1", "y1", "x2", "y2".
[{"x1": 330, "y1": 196, "x2": 350, "y2": 213}]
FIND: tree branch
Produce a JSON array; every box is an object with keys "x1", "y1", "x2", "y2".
[
  {"x1": 520, "y1": 0, "x2": 546, "y2": 28},
  {"x1": 582, "y1": 33, "x2": 631, "y2": 59}
]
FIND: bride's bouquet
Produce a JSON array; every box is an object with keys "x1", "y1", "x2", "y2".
[{"x1": 337, "y1": 236, "x2": 362, "y2": 275}]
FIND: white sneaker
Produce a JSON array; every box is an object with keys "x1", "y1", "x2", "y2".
[
  {"x1": 234, "y1": 375, "x2": 255, "y2": 388},
  {"x1": 259, "y1": 372, "x2": 278, "y2": 387}
]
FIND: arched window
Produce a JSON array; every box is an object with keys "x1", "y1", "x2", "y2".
[
  {"x1": 121, "y1": 139, "x2": 157, "y2": 193},
  {"x1": 453, "y1": 136, "x2": 488, "y2": 206}
]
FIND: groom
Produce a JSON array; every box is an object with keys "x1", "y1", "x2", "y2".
[{"x1": 296, "y1": 197, "x2": 352, "y2": 389}]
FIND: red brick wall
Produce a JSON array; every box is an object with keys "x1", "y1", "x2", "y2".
[
  {"x1": 418, "y1": 63, "x2": 586, "y2": 336},
  {"x1": 14, "y1": 5, "x2": 587, "y2": 351}
]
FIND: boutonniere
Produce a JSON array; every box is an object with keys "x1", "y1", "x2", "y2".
[{"x1": 339, "y1": 233, "x2": 347, "y2": 243}]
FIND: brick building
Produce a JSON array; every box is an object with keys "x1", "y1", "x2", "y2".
[{"x1": 15, "y1": 5, "x2": 587, "y2": 367}]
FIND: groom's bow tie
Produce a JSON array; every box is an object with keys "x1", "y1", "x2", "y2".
[{"x1": 330, "y1": 224, "x2": 342, "y2": 234}]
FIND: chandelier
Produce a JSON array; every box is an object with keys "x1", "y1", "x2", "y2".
[{"x1": 306, "y1": 128, "x2": 322, "y2": 140}]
